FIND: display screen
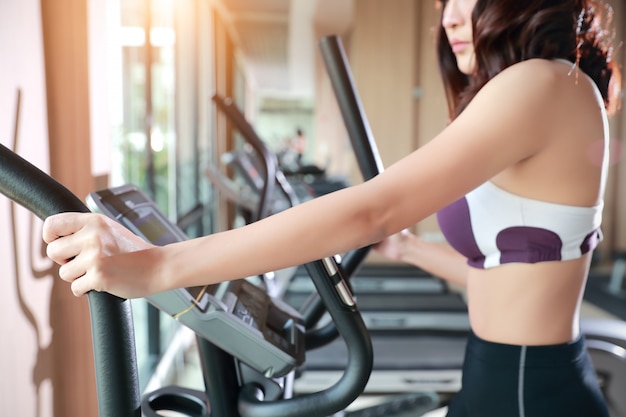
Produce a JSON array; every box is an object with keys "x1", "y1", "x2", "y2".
[{"x1": 133, "y1": 211, "x2": 175, "y2": 246}]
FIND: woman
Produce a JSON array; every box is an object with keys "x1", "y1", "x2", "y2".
[
  {"x1": 43, "y1": 0, "x2": 621, "y2": 415},
  {"x1": 376, "y1": 1, "x2": 620, "y2": 415}
]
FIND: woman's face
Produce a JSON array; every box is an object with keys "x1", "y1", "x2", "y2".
[{"x1": 442, "y1": 0, "x2": 478, "y2": 74}]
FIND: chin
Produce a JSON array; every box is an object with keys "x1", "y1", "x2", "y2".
[{"x1": 456, "y1": 55, "x2": 476, "y2": 75}]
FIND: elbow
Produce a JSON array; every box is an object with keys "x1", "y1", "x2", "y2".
[
  {"x1": 351, "y1": 197, "x2": 396, "y2": 248},
  {"x1": 336, "y1": 179, "x2": 414, "y2": 250}
]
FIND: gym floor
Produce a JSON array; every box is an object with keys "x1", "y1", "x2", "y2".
[{"x1": 175, "y1": 302, "x2": 615, "y2": 416}]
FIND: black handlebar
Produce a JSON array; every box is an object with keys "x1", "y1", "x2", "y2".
[
  {"x1": 319, "y1": 35, "x2": 386, "y2": 279},
  {"x1": 0, "y1": 141, "x2": 373, "y2": 417},
  {"x1": 294, "y1": 35, "x2": 386, "y2": 345},
  {"x1": 0, "y1": 143, "x2": 141, "y2": 417},
  {"x1": 319, "y1": 35, "x2": 385, "y2": 182},
  {"x1": 238, "y1": 258, "x2": 373, "y2": 417}
]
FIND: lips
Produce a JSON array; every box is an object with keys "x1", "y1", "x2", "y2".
[{"x1": 449, "y1": 39, "x2": 470, "y2": 53}]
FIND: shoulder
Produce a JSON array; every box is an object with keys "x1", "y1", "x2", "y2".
[
  {"x1": 459, "y1": 59, "x2": 570, "y2": 126},
  {"x1": 493, "y1": 59, "x2": 574, "y2": 85},
  {"x1": 474, "y1": 59, "x2": 573, "y2": 107},
  {"x1": 460, "y1": 59, "x2": 591, "y2": 136},
  {"x1": 498, "y1": 58, "x2": 570, "y2": 79},
  {"x1": 438, "y1": 59, "x2": 576, "y2": 172}
]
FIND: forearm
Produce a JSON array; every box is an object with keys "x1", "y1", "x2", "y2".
[
  {"x1": 159, "y1": 184, "x2": 390, "y2": 291},
  {"x1": 398, "y1": 234, "x2": 469, "y2": 287}
]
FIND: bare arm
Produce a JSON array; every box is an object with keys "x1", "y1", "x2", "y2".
[{"x1": 43, "y1": 60, "x2": 559, "y2": 298}]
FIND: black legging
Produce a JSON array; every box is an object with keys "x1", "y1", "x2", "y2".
[{"x1": 446, "y1": 331, "x2": 609, "y2": 417}]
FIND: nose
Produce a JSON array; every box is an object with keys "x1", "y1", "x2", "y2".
[{"x1": 442, "y1": 0, "x2": 463, "y2": 29}]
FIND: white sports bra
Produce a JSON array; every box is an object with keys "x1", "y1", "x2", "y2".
[{"x1": 436, "y1": 181, "x2": 603, "y2": 269}]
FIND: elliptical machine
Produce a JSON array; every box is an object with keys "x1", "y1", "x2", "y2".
[
  {"x1": 0, "y1": 138, "x2": 443, "y2": 417},
  {"x1": 0, "y1": 37, "x2": 441, "y2": 417}
]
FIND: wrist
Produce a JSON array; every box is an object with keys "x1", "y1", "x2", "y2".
[
  {"x1": 151, "y1": 245, "x2": 174, "y2": 295},
  {"x1": 397, "y1": 232, "x2": 421, "y2": 264}
]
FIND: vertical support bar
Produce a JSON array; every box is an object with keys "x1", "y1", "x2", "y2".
[{"x1": 196, "y1": 337, "x2": 241, "y2": 417}]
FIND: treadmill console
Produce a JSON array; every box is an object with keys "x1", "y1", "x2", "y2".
[{"x1": 86, "y1": 184, "x2": 304, "y2": 377}]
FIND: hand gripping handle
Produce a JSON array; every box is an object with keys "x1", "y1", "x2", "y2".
[{"x1": 0, "y1": 144, "x2": 141, "y2": 417}]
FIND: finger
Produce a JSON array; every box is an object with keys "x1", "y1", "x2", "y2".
[
  {"x1": 42, "y1": 212, "x2": 92, "y2": 243},
  {"x1": 46, "y1": 234, "x2": 84, "y2": 265},
  {"x1": 58, "y1": 258, "x2": 87, "y2": 283},
  {"x1": 70, "y1": 277, "x2": 92, "y2": 297}
]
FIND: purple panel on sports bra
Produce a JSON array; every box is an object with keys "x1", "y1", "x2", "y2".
[
  {"x1": 496, "y1": 227, "x2": 562, "y2": 264},
  {"x1": 581, "y1": 229, "x2": 602, "y2": 255},
  {"x1": 437, "y1": 197, "x2": 486, "y2": 268}
]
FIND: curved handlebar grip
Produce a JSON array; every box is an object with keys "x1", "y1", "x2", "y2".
[
  {"x1": 238, "y1": 258, "x2": 373, "y2": 417},
  {"x1": 0, "y1": 144, "x2": 141, "y2": 417},
  {"x1": 299, "y1": 35, "x2": 381, "y2": 342}
]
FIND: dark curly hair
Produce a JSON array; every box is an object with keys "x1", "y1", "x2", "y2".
[{"x1": 436, "y1": 0, "x2": 622, "y2": 118}]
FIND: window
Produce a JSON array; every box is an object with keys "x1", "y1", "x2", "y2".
[{"x1": 110, "y1": 0, "x2": 217, "y2": 389}]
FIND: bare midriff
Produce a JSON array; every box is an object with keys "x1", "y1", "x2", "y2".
[{"x1": 466, "y1": 253, "x2": 592, "y2": 346}]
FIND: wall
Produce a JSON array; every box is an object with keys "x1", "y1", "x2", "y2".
[
  {"x1": 603, "y1": 0, "x2": 626, "y2": 256},
  {"x1": 0, "y1": 1, "x2": 55, "y2": 416},
  {"x1": 309, "y1": 0, "x2": 356, "y2": 177},
  {"x1": 348, "y1": 0, "x2": 447, "y2": 239},
  {"x1": 0, "y1": 0, "x2": 100, "y2": 415}
]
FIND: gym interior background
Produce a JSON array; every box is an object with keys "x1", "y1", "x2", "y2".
[{"x1": 0, "y1": 0, "x2": 624, "y2": 416}]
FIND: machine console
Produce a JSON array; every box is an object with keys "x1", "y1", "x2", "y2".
[{"x1": 86, "y1": 184, "x2": 305, "y2": 378}]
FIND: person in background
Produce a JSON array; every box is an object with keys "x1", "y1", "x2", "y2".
[
  {"x1": 292, "y1": 127, "x2": 307, "y2": 168},
  {"x1": 43, "y1": 0, "x2": 621, "y2": 415}
]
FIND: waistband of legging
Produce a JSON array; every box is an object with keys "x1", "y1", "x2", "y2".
[{"x1": 466, "y1": 330, "x2": 587, "y2": 368}]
